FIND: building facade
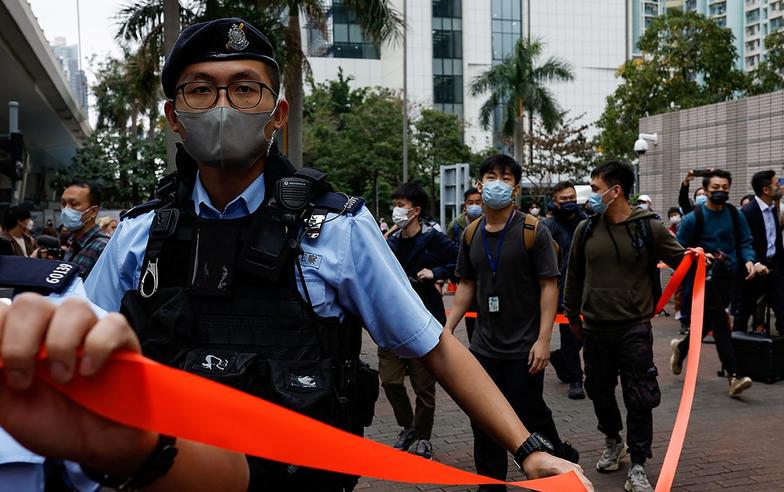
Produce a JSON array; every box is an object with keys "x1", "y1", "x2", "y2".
[
  {"x1": 303, "y1": 0, "x2": 635, "y2": 151},
  {"x1": 50, "y1": 37, "x2": 88, "y2": 119}
]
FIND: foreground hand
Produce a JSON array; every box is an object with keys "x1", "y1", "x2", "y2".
[
  {"x1": 528, "y1": 339, "x2": 549, "y2": 374},
  {"x1": 523, "y1": 451, "x2": 593, "y2": 491},
  {"x1": 0, "y1": 293, "x2": 154, "y2": 474}
]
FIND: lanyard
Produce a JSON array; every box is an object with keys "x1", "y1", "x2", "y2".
[{"x1": 481, "y1": 210, "x2": 516, "y2": 279}]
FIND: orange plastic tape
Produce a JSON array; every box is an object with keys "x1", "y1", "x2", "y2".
[{"x1": 0, "y1": 353, "x2": 584, "y2": 491}]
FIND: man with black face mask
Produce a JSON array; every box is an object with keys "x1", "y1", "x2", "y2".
[
  {"x1": 543, "y1": 181, "x2": 586, "y2": 400},
  {"x1": 672, "y1": 169, "x2": 756, "y2": 397}
]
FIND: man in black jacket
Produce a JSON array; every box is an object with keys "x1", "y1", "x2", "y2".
[
  {"x1": 732, "y1": 170, "x2": 784, "y2": 334},
  {"x1": 383, "y1": 183, "x2": 459, "y2": 460},
  {"x1": 543, "y1": 181, "x2": 587, "y2": 400}
]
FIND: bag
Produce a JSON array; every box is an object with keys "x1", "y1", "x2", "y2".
[{"x1": 731, "y1": 332, "x2": 784, "y2": 383}]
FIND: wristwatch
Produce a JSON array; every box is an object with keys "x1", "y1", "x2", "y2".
[
  {"x1": 82, "y1": 434, "x2": 178, "y2": 490},
  {"x1": 513, "y1": 432, "x2": 556, "y2": 470}
]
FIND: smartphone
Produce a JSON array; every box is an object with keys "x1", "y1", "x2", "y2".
[{"x1": 692, "y1": 169, "x2": 712, "y2": 177}]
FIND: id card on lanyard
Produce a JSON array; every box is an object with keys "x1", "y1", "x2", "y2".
[{"x1": 480, "y1": 211, "x2": 516, "y2": 314}]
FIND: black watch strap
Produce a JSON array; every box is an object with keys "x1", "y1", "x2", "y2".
[
  {"x1": 82, "y1": 434, "x2": 178, "y2": 490},
  {"x1": 513, "y1": 432, "x2": 555, "y2": 470}
]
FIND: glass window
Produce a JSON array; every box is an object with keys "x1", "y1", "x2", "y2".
[
  {"x1": 334, "y1": 24, "x2": 348, "y2": 43},
  {"x1": 492, "y1": 0, "x2": 503, "y2": 19},
  {"x1": 503, "y1": 0, "x2": 512, "y2": 19}
]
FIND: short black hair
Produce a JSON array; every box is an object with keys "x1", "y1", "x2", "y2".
[
  {"x1": 479, "y1": 154, "x2": 522, "y2": 185},
  {"x1": 65, "y1": 179, "x2": 102, "y2": 206},
  {"x1": 3, "y1": 205, "x2": 31, "y2": 230},
  {"x1": 740, "y1": 193, "x2": 755, "y2": 205},
  {"x1": 553, "y1": 181, "x2": 575, "y2": 195},
  {"x1": 667, "y1": 207, "x2": 681, "y2": 217},
  {"x1": 392, "y1": 182, "x2": 429, "y2": 211},
  {"x1": 464, "y1": 187, "x2": 480, "y2": 201},
  {"x1": 702, "y1": 169, "x2": 732, "y2": 190},
  {"x1": 591, "y1": 160, "x2": 635, "y2": 199},
  {"x1": 751, "y1": 170, "x2": 775, "y2": 196}
]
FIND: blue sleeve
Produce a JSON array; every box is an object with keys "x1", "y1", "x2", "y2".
[
  {"x1": 737, "y1": 211, "x2": 756, "y2": 263},
  {"x1": 676, "y1": 212, "x2": 695, "y2": 247},
  {"x1": 429, "y1": 232, "x2": 459, "y2": 281},
  {"x1": 336, "y1": 208, "x2": 443, "y2": 358}
]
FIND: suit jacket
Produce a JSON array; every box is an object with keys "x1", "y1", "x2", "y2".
[{"x1": 741, "y1": 199, "x2": 783, "y2": 268}]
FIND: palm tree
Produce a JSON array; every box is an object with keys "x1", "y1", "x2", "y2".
[
  {"x1": 115, "y1": 0, "x2": 403, "y2": 168},
  {"x1": 471, "y1": 38, "x2": 574, "y2": 167}
]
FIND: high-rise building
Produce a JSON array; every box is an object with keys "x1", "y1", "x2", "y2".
[
  {"x1": 50, "y1": 37, "x2": 88, "y2": 119},
  {"x1": 302, "y1": 1, "x2": 644, "y2": 150}
]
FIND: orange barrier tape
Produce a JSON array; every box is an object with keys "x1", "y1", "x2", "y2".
[{"x1": 0, "y1": 352, "x2": 584, "y2": 491}]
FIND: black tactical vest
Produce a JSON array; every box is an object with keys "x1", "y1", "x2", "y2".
[{"x1": 119, "y1": 150, "x2": 378, "y2": 491}]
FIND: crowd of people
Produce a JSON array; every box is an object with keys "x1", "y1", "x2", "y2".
[{"x1": 0, "y1": 14, "x2": 780, "y2": 492}]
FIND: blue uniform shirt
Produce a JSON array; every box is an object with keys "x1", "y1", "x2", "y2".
[{"x1": 84, "y1": 172, "x2": 443, "y2": 358}]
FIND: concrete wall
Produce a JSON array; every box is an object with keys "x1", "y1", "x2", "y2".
[{"x1": 638, "y1": 90, "x2": 784, "y2": 213}]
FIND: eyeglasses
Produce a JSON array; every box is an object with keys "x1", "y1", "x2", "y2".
[{"x1": 176, "y1": 80, "x2": 278, "y2": 110}]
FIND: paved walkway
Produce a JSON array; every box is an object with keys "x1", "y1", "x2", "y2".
[{"x1": 356, "y1": 306, "x2": 784, "y2": 491}]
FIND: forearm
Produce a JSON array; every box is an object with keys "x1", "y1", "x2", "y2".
[
  {"x1": 420, "y1": 330, "x2": 527, "y2": 452},
  {"x1": 444, "y1": 279, "x2": 476, "y2": 332},
  {"x1": 538, "y1": 279, "x2": 558, "y2": 341}
]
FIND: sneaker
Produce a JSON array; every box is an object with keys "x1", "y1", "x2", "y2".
[
  {"x1": 559, "y1": 441, "x2": 580, "y2": 464},
  {"x1": 393, "y1": 426, "x2": 415, "y2": 451},
  {"x1": 410, "y1": 439, "x2": 432, "y2": 460},
  {"x1": 596, "y1": 436, "x2": 627, "y2": 472},
  {"x1": 678, "y1": 326, "x2": 690, "y2": 335},
  {"x1": 728, "y1": 376, "x2": 752, "y2": 397},
  {"x1": 624, "y1": 464, "x2": 654, "y2": 492},
  {"x1": 568, "y1": 382, "x2": 586, "y2": 400},
  {"x1": 670, "y1": 339, "x2": 683, "y2": 376}
]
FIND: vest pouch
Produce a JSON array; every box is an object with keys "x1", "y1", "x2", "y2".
[
  {"x1": 183, "y1": 348, "x2": 262, "y2": 392},
  {"x1": 267, "y1": 359, "x2": 335, "y2": 423},
  {"x1": 121, "y1": 287, "x2": 196, "y2": 362},
  {"x1": 354, "y1": 361, "x2": 379, "y2": 428}
]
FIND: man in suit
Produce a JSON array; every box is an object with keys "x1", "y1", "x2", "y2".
[{"x1": 732, "y1": 170, "x2": 784, "y2": 334}]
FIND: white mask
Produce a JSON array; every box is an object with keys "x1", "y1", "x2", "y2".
[
  {"x1": 529, "y1": 207, "x2": 540, "y2": 217},
  {"x1": 392, "y1": 206, "x2": 412, "y2": 228}
]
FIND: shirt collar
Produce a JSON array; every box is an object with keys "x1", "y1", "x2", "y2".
[
  {"x1": 191, "y1": 170, "x2": 266, "y2": 218},
  {"x1": 755, "y1": 195, "x2": 774, "y2": 213}
]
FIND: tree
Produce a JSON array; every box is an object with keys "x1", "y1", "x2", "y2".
[
  {"x1": 520, "y1": 113, "x2": 596, "y2": 198},
  {"x1": 748, "y1": 31, "x2": 784, "y2": 95},
  {"x1": 116, "y1": 0, "x2": 403, "y2": 168},
  {"x1": 471, "y1": 38, "x2": 574, "y2": 167},
  {"x1": 411, "y1": 109, "x2": 472, "y2": 216},
  {"x1": 597, "y1": 10, "x2": 746, "y2": 160}
]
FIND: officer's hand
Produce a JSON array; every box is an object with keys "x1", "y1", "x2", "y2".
[
  {"x1": 745, "y1": 261, "x2": 756, "y2": 280},
  {"x1": 0, "y1": 294, "x2": 156, "y2": 474},
  {"x1": 528, "y1": 339, "x2": 549, "y2": 374},
  {"x1": 416, "y1": 268, "x2": 435, "y2": 282},
  {"x1": 522, "y1": 451, "x2": 593, "y2": 491}
]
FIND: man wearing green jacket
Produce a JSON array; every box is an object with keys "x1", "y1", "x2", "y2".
[
  {"x1": 564, "y1": 161, "x2": 684, "y2": 492},
  {"x1": 446, "y1": 188, "x2": 483, "y2": 241}
]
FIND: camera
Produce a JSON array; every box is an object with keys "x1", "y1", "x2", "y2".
[{"x1": 634, "y1": 138, "x2": 649, "y2": 156}]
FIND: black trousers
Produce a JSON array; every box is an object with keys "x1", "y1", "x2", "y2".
[
  {"x1": 556, "y1": 323, "x2": 583, "y2": 383},
  {"x1": 470, "y1": 351, "x2": 564, "y2": 491},
  {"x1": 732, "y1": 263, "x2": 784, "y2": 333},
  {"x1": 678, "y1": 271, "x2": 738, "y2": 375},
  {"x1": 583, "y1": 322, "x2": 661, "y2": 465}
]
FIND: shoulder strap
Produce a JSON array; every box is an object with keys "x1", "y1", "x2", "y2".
[
  {"x1": 311, "y1": 192, "x2": 364, "y2": 215},
  {"x1": 463, "y1": 215, "x2": 483, "y2": 247},
  {"x1": 523, "y1": 213, "x2": 538, "y2": 251},
  {"x1": 727, "y1": 204, "x2": 743, "y2": 263},
  {"x1": 121, "y1": 198, "x2": 165, "y2": 221},
  {"x1": 693, "y1": 205, "x2": 704, "y2": 245}
]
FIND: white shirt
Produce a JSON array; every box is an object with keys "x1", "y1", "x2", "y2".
[
  {"x1": 11, "y1": 236, "x2": 27, "y2": 256},
  {"x1": 754, "y1": 196, "x2": 777, "y2": 259}
]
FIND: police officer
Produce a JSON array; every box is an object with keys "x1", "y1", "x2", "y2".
[{"x1": 0, "y1": 18, "x2": 590, "y2": 492}]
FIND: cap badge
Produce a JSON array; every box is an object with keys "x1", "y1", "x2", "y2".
[{"x1": 227, "y1": 22, "x2": 249, "y2": 51}]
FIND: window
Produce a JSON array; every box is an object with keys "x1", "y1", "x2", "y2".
[
  {"x1": 325, "y1": 0, "x2": 380, "y2": 59},
  {"x1": 433, "y1": 0, "x2": 463, "y2": 116}
]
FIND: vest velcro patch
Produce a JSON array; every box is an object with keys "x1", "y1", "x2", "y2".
[{"x1": 0, "y1": 256, "x2": 79, "y2": 295}]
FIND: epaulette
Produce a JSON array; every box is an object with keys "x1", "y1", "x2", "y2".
[
  {"x1": 312, "y1": 192, "x2": 364, "y2": 215},
  {"x1": 0, "y1": 256, "x2": 80, "y2": 297},
  {"x1": 120, "y1": 198, "x2": 165, "y2": 221}
]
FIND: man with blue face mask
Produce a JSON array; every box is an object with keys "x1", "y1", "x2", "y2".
[
  {"x1": 446, "y1": 187, "x2": 483, "y2": 242},
  {"x1": 446, "y1": 155, "x2": 579, "y2": 491},
  {"x1": 543, "y1": 181, "x2": 587, "y2": 401},
  {"x1": 564, "y1": 161, "x2": 684, "y2": 492}
]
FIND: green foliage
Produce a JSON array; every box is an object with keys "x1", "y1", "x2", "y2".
[
  {"x1": 597, "y1": 10, "x2": 747, "y2": 160},
  {"x1": 748, "y1": 31, "x2": 784, "y2": 96}
]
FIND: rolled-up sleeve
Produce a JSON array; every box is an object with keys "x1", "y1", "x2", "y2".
[{"x1": 336, "y1": 208, "x2": 443, "y2": 358}]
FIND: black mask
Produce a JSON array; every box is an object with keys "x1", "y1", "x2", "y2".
[{"x1": 709, "y1": 191, "x2": 729, "y2": 205}]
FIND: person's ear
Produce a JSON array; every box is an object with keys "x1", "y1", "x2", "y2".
[{"x1": 164, "y1": 101, "x2": 185, "y2": 139}]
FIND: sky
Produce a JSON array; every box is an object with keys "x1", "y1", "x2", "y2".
[{"x1": 27, "y1": 0, "x2": 129, "y2": 125}]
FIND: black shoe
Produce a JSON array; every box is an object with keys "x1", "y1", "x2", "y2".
[
  {"x1": 559, "y1": 441, "x2": 580, "y2": 464},
  {"x1": 550, "y1": 349, "x2": 569, "y2": 383},
  {"x1": 568, "y1": 382, "x2": 586, "y2": 400}
]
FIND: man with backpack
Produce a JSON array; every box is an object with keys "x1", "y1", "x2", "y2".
[
  {"x1": 563, "y1": 161, "x2": 684, "y2": 492},
  {"x1": 445, "y1": 154, "x2": 578, "y2": 491},
  {"x1": 672, "y1": 169, "x2": 756, "y2": 397}
]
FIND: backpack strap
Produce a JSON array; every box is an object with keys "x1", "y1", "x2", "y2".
[
  {"x1": 727, "y1": 204, "x2": 743, "y2": 264},
  {"x1": 463, "y1": 215, "x2": 483, "y2": 247},
  {"x1": 523, "y1": 213, "x2": 538, "y2": 251},
  {"x1": 693, "y1": 205, "x2": 704, "y2": 246}
]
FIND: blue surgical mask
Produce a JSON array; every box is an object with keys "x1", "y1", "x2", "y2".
[
  {"x1": 61, "y1": 206, "x2": 92, "y2": 231},
  {"x1": 466, "y1": 204, "x2": 483, "y2": 219},
  {"x1": 695, "y1": 195, "x2": 708, "y2": 206},
  {"x1": 481, "y1": 180, "x2": 514, "y2": 209},
  {"x1": 587, "y1": 187, "x2": 616, "y2": 215}
]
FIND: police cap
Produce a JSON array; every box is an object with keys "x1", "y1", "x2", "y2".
[{"x1": 161, "y1": 17, "x2": 280, "y2": 100}]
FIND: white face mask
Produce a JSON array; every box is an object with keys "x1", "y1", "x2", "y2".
[
  {"x1": 669, "y1": 215, "x2": 682, "y2": 224},
  {"x1": 529, "y1": 207, "x2": 540, "y2": 217},
  {"x1": 638, "y1": 203, "x2": 650, "y2": 211},
  {"x1": 392, "y1": 206, "x2": 413, "y2": 228},
  {"x1": 26, "y1": 220, "x2": 33, "y2": 232}
]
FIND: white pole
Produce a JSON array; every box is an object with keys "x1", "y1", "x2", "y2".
[{"x1": 402, "y1": 0, "x2": 409, "y2": 183}]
